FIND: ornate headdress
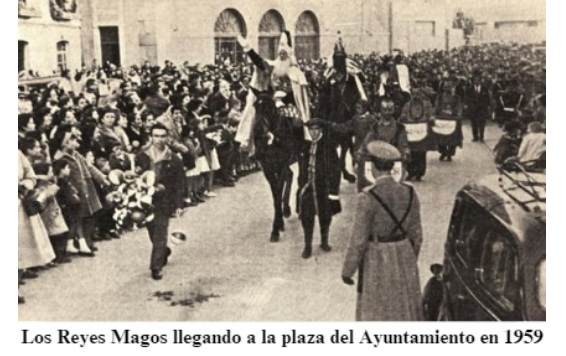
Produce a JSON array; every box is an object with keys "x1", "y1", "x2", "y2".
[
  {"x1": 278, "y1": 30, "x2": 293, "y2": 55},
  {"x1": 333, "y1": 32, "x2": 346, "y2": 57}
]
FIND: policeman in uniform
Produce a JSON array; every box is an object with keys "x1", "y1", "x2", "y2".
[
  {"x1": 342, "y1": 141, "x2": 424, "y2": 321},
  {"x1": 357, "y1": 98, "x2": 410, "y2": 191},
  {"x1": 296, "y1": 118, "x2": 341, "y2": 259}
]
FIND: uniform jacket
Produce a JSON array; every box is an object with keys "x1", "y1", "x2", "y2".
[
  {"x1": 359, "y1": 119, "x2": 410, "y2": 161},
  {"x1": 342, "y1": 176, "x2": 424, "y2": 321},
  {"x1": 331, "y1": 113, "x2": 379, "y2": 152}
]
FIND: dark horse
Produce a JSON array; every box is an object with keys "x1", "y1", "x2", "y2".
[{"x1": 250, "y1": 88, "x2": 304, "y2": 242}]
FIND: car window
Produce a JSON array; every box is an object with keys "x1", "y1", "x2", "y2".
[
  {"x1": 538, "y1": 259, "x2": 546, "y2": 310},
  {"x1": 455, "y1": 201, "x2": 487, "y2": 267},
  {"x1": 478, "y1": 229, "x2": 518, "y2": 311}
]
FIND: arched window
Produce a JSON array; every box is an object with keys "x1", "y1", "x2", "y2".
[
  {"x1": 19, "y1": 40, "x2": 29, "y2": 73},
  {"x1": 214, "y1": 9, "x2": 247, "y2": 65},
  {"x1": 57, "y1": 40, "x2": 69, "y2": 71},
  {"x1": 258, "y1": 10, "x2": 285, "y2": 59},
  {"x1": 295, "y1": 11, "x2": 320, "y2": 60}
]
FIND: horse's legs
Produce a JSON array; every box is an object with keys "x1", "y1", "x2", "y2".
[
  {"x1": 339, "y1": 137, "x2": 356, "y2": 183},
  {"x1": 273, "y1": 167, "x2": 286, "y2": 232},
  {"x1": 282, "y1": 165, "x2": 293, "y2": 218},
  {"x1": 261, "y1": 160, "x2": 284, "y2": 242}
]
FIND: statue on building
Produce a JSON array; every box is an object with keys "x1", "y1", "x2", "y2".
[
  {"x1": 19, "y1": 0, "x2": 41, "y2": 18},
  {"x1": 453, "y1": 10, "x2": 475, "y2": 37},
  {"x1": 50, "y1": 0, "x2": 80, "y2": 21}
]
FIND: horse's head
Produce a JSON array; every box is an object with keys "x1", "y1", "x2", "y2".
[
  {"x1": 250, "y1": 86, "x2": 279, "y2": 136},
  {"x1": 250, "y1": 86, "x2": 277, "y2": 118}
]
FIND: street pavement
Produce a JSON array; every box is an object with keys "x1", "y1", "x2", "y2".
[{"x1": 18, "y1": 122, "x2": 501, "y2": 321}]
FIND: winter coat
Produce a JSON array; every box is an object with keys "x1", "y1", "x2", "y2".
[
  {"x1": 18, "y1": 151, "x2": 56, "y2": 269},
  {"x1": 53, "y1": 150, "x2": 106, "y2": 218},
  {"x1": 342, "y1": 176, "x2": 424, "y2": 321}
]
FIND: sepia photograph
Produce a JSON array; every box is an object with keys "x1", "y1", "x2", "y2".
[{"x1": 17, "y1": 0, "x2": 545, "y2": 322}]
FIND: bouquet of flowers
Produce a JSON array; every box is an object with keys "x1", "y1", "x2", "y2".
[{"x1": 106, "y1": 168, "x2": 156, "y2": 229}]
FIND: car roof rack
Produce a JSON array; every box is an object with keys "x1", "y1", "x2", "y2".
[{"x1": 498, "y1": 160, "x2": 546, "y2": 215}]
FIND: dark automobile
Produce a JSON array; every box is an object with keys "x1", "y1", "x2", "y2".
[{"x1": 425, "y1": 165, "x2": 546, "y2": 321}]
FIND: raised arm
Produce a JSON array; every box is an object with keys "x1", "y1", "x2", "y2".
[{"x1": 237, "y1": 35, "x2": 270, "y2": 73}]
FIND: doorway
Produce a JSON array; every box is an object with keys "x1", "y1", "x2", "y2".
[{"x1": 100, "y1": 26, "x2": 121, "y2": 66}]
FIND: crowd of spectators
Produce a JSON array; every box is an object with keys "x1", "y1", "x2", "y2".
[{"x1": 17, "y1": 41, "x2": 546, "y2": 304}]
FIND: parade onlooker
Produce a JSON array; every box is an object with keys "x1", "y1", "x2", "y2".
[
  {"x1": 53, "y1": 159, "x2": 82, "y2": 261},
  {"x1": 181, "y1": 124, "x2": 201, "y2": 206},
  {"x1": 18, "y1": 150, "x2": 56, "y2": 304},
  {"x1": 20, "y1": 138, "x2": 69, "y2": 265},
  {"x1": 494, "y1": 121, "x2": 522, "y2": 166},
  {"x1": 125, "y1": 112, "x2": 149, "y2": 152},
  {"x1": 18, "y1": 113, "x2": 36, "y2": 144},
  {"x1": 517, "y1": 122, "x2": 546, "y2": 164},
  {"x1": 466, "y1": 73, "x2": 491, "y2": 142},
  {"x1": 93, "y1": 106, "x2": 130, "y2": 153},
  {"x1": 53, "y1": 126, "x2": 110, "y2": 257}
]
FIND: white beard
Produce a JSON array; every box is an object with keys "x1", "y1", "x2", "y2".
[{"x1": 272, "y1": 58, "x2": 292, "y2": 79}]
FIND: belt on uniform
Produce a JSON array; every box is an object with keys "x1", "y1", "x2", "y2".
[{"x1": 369, "y1": 234, "x2": 406, "y2": 243}]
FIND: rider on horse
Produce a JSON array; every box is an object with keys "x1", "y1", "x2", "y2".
[
  {"x1": 319, "y1": 33, "x2": 367, "y2": 185},
  {"x1": 235, "y1": 31, "x2": 311, "y2": 153},
  {"x1": 235, "y1": 31, "x2": 312, "y2": 243}
]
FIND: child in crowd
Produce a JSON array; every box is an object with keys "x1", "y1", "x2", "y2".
[
  {"x1": 181, "y1": 125, "x2": 202, "y2": 206},
  {"x1": 53, "y1": 159, "x2": 82, "y2": 257},
  {"x1": 93, "y1": 148, "x2": 121, "y2": 240},
  {"x1": 422, "y1": 264, "x2": 444, "y2": 321},
  {"x1": 196, "y1": 115, "x2": 223, "y2": 198},
  {"x1": 33, "y1": 163, "x2": 70, "y2": 265}
]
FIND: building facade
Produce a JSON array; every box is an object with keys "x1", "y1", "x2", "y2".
[
  {"x1": 18, "y1": 0, "x2": 545, "y2": 76},
  {"x1": 80, "y1": 0, "x2": 399, "y2": 68},
  {"x1": 18, "y1": 0, "x2": 82, "y2": 76},
  {"x1": 453, "y1": 0, "x2": 546, "y2": 45}
]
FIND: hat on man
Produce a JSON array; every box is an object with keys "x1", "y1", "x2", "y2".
[
  {"x1": 278, "y1": 31, "x2": 293, "y2": 55},
  {"x1": 304, "y1": 118, "x2": 328, "y2": 128},
  {"x1": 366, "y1": 140, "x2": 401, "y2": 161}
]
